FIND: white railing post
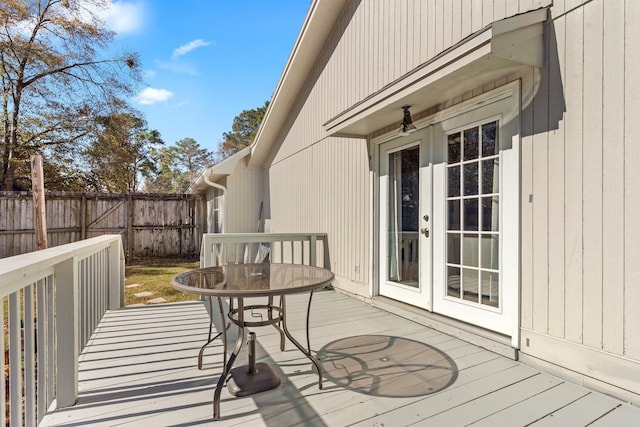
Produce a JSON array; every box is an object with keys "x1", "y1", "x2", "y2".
[
  {"x1": 108, "y1": 239, "x2": 124, "y2": 309},
  {"x1": 201, "y1": 239, "x2": 213, "y2": 267},
  {"x1": 310, "y1": 235, "x2": 317, "y2": 266},
  {"x1": 55, "y1": 257, "x2": 79, "y2": 408}
]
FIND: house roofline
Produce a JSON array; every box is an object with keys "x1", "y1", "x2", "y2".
[
  {"x1": 248, "y1": 0, "x2": 349, "y2": 166},
  {"x1": 188, "y1": 146, "x2": 252, "y2": 194}
]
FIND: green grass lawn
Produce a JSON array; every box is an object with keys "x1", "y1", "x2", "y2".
[{"x1": 125, "y1": 261, "x2": 201, "y2": 305}]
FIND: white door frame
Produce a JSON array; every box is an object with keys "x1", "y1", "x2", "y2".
[
  {"x1": 431, "y1": 92, "x2": 520, "y2": 337},
  {"x1": 372, "y1": 81, "x2": 520, "y2": 345},
  {"x1": 378, "y1": 128, "x2": 431, "y2": 309}
]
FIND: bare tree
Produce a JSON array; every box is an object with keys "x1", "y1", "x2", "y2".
[
  {"x1": 0, "y1": 0, "x2": 141, "y2": 190},
  {"x1": 84, "y1": 112, "x2": 162, "y2": 193}
]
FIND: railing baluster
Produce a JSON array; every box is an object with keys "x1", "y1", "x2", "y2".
[
  {"x1": 291, "y1": 241, "x2": 295, "y2": 263},
  {"x1": 46, "y1": 275, "x2": 55, "y2": 407},
  {"x1": 100, "y1": 250, "x2": 104, "y2": 320},
  {"x1": 93, "y1": 254, "x2": 98, "y2": 337},
  {"x1": 98, "y1": 252, "x2": 102, "y2": 328},
  {"x1": 24, "y1": 284, "x2": 36, "y2": 427},
  {"x1": 9, "y1": 291, "x2": 22, "y2": 427},
  {"x1": 79, "y1": 260, "x2": 85, "y2": 349},
  {"x1": 302, "y1": 241, "x2": 306, "y2": 265},
  {"x1": 310, "y1": 235, "x2": 317, "y2": 266},
  {"x1": 85, "y1": 258, "x2": 90, "y2": 347},
  {"x1": 89, "y1": 255, "x2": 94, "y2": 341},
  {"x1": 36, "y1": 279, "x2": 47, "y2": 425},
  {"x1": 0, "y1": 296, "x2": 5, "y2": 427}
]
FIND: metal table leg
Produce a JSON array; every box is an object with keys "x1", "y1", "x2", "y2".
[
  {"x1": 213, "y1": 297, "x2": 244, "y2": 420},
  {"x1": 198, "y1": 296, "x2": 230, "y2": 370},
  {"x1": 268, "y1": 295, "x2": 286, "y2": 351},
  {"x1": 281, "y1": 290, "x2": 323, "y2": 389}
]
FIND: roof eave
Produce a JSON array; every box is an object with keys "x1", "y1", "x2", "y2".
[{"x1": 248, "y1": 0, "x2": 349, "y2": 166}]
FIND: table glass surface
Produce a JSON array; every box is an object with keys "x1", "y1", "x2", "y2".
[{"x1": 172, "y1": 263, "x2": 334, "y2": 297}]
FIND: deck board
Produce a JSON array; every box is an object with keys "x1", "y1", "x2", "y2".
[
  {"x1": 41, "y1": 291, "x2": 640, "y2": 426},
  {"x1": 530, "y1": 392, "x2": 622, "y2": 426}
]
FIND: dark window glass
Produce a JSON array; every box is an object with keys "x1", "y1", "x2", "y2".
[
  {"x1": 448, "y1": 166, "x2": 460, "y2": 197},
  {"x1": 448, "y1": 200, "x2": 460, "y2": 230},
  {"x1": 481, "y1": 159, "x2": 498, "y2": 194},
  {"x1": 464, "y1": 128, "x2": 479, "y2": 160},
  {"x1": 463, "y1": 163, "x2": 478, "y2": 196},
  {"x1": 447, "y1": 233, "x2": 461, "y2": 264},
  {"x1": 482, "y1": 121, "x2": 498, "y2": 157},
  {"x1": 448, "y1": 133, "x2": 461, "y2": 163},
  {"x1": 463, "y1": 198, "x2": 478, "y2": 231}
]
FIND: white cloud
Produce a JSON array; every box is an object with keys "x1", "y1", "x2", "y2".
[
  {"x1": 135, "y1": 87, "x2": 173, "y2": 105},
  {"x1": 172, "y1": 39, "x2": 212, "y2": 59},
  {"x1": 155, "y1": 60, "x2": 198, "y2": 76},
  {"x1": 142, "y1": 69, "x2": 157, "y2": 79},
  {"x1": 101, "y1": 1, "x2": 146, "y2": 35},
  {"x1": 173, "y1": 100, "x2": 190, "y2": 109},
  {"x1": 7, "y1": 1, "x2": 146, "y2": 38}
]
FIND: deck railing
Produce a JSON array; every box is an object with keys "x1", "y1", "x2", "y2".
[
  {"x1": 200, "y1": 233, "x2": 330, "y2": 268},
  {"x1": 0, "y1": 235, "x2": 125, "y2": 426}
]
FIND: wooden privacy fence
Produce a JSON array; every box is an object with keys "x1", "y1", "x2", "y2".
[{"x1": 0, "y1": 191, "x2": 206, "y2": 261}]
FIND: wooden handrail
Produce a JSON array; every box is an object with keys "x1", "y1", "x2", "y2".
[{"x1": 0, "y1": 235, "x2": 125, "y2": 424}]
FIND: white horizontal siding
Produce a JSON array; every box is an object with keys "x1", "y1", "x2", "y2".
[
  {"x1": 265, "y1": 0, "x2": 550, "y2": 295},
  {"x1": 267, "y1": 138, "x2": 369, "y2": 289},
  {"x1": 520, "y1": 0, "x2": 640, "y2": 367},
  {"x1": 255, "y1": 0, "x2": 639, "y2": 401},
  {"x1": 272, "y1": 0, "x2": 551, "y2": 165},
  {"x1": 226, "y1": 166, "x2": 263, "y2": 233}
]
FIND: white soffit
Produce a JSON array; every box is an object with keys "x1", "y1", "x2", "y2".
[{"x1": 324, "y1": 8, "x2": 548, "y2": 138}]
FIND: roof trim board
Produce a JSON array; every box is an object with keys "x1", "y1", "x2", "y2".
[{"x1": 323, "y1": 8, "x2": 548, "y2": 138}]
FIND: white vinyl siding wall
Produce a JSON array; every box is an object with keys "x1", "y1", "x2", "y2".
[
  {"x1": 226, "y1": 166, "x2": 263, "y2": 233},
  {"x1": 267, "y1": 139, "x2": 369, "y2": 292},
  {"x1": 265, "y1": 0, "x2": 550, "y2": 293},
  {"x1": 255, "y1": 0, "x2": 640, "y2": 402},
  {"x1": 205, "y1": 165, "x2": 263, "y2": 234},
  {"x1": 519, "y1": 0, "x2": 640, "y2": 393}
]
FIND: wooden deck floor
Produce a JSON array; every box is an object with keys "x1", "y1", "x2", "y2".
[{"x1": 41, "y1": 290, "x2": 640, "y2": 426}]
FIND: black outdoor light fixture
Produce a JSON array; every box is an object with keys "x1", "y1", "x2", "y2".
[{"x1": 399, "y1": 105, "x2": 417, "y2": 136}]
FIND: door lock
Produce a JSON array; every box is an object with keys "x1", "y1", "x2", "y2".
[
  {"x1": 421, "y1": 227, "x2": 429, "y2": 238},
  {"x1": 423, "y1": 214, "x2": 429, "y2": 222}
]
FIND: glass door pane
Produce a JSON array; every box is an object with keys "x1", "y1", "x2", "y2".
[
  {"x1": 387, "y1": 146, "x2": 420, "y2": 287},
  {"x1": 446, "y1": 121, "x2": 500, "y2": 308}
]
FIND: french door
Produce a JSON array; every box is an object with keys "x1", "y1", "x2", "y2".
[
  {"x1": 378, "y1": 87, "x2": 519, "y2": 337},
  {"x1": 378, "y1": 128, "x2": 431, "y2": 308}
]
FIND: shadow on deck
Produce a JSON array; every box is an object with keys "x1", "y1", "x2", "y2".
[{"x1": 41, "y1": 291, "x2": 640, "y2": 426}]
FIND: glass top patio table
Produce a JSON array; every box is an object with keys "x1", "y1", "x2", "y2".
[
  {"x1": 172, "y1": 263, "x2": 334, "y2": 297},
  {"x1": 172, "y1": 263, "x2": 334, "y2": 421}
]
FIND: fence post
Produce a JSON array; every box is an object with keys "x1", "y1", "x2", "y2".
[
  {"x1": 126, "y1": 195, "x2": 135, "y2": 263},
  {"x1": 80, "y1": 194, "x2": 87, "y2": 240},
  {"x1": 30, "y1": 155, "x2": 48, "y2": 250},
  {"x1": 55, "y1": 257, "x2": 79, "y2": 408},
  {"x1": 109, "y1": 238, "x2": 125, "y2": 309}
]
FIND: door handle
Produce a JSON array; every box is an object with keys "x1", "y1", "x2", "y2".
[{"x1": 421, "y1": 227, "x2": 429, "y2": 238}]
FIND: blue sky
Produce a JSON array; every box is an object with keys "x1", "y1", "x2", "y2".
[{"x1": 103, "y1": 1, "x2": 311, "y2": 155}]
